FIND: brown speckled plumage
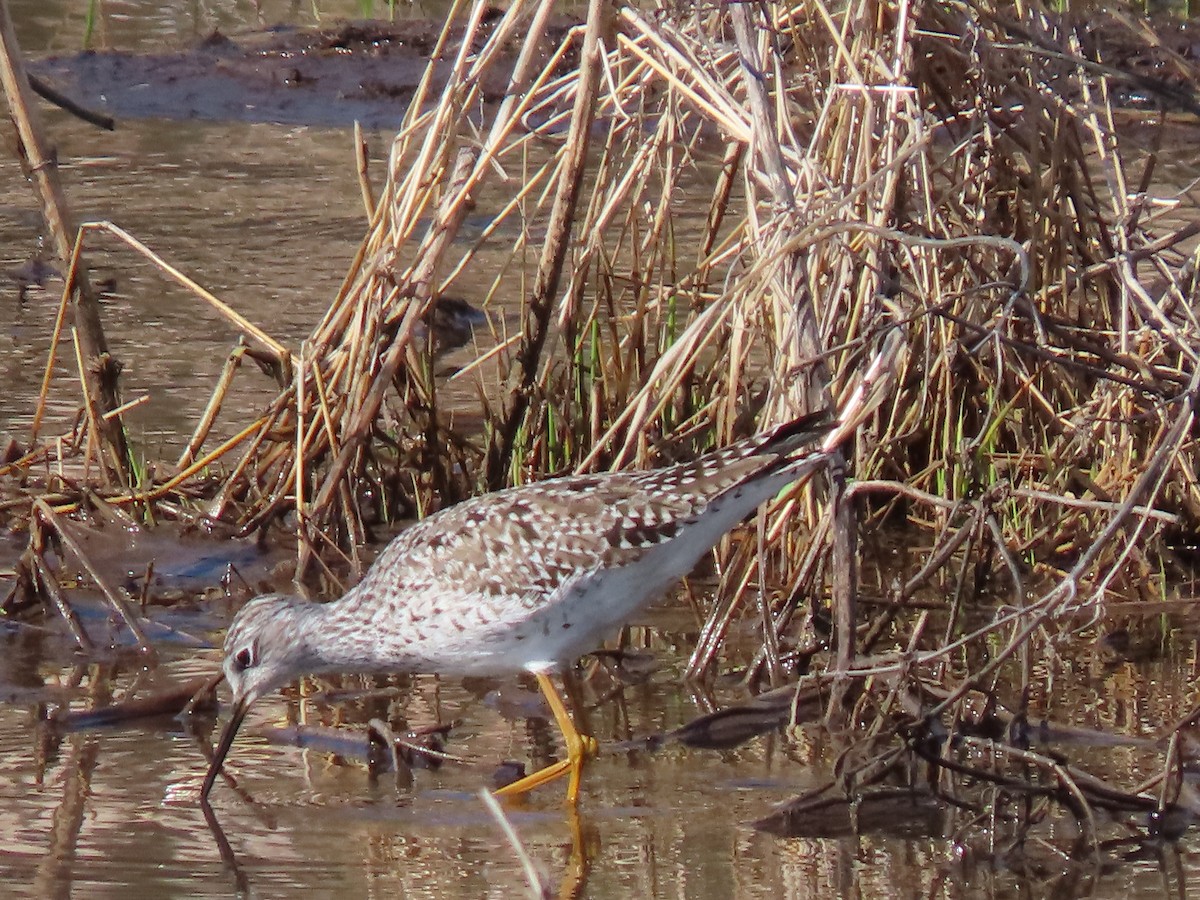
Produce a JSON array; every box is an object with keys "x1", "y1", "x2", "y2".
[
  {"x1": 219, "y1": 412, "x2": 833, "y2": 698},
  {"x1": 201, "y1": 412, "x2": 833, "y2": 801}
]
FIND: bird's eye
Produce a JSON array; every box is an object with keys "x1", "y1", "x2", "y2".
[{"x1": 233, "y1": 646, "x2": 255, "y2": 672}]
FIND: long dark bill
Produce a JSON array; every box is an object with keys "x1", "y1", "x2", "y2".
[{"x1": 200, "y1": 697, "x2": 249, "y2": 803}]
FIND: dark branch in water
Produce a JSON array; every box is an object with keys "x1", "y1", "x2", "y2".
[{"x1": 27, "y1": 73, "x2": 114, "y2": 131}]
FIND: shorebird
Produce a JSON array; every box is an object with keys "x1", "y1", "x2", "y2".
[{"x1": 200, "y1": 411, "x2": 835, "y2": 805}]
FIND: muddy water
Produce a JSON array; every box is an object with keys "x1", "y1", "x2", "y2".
[
  {"x1": 0, "y1": 116, "x2": 368, "y2": 440},
  {"x1": 0, "y1": 0, "x2": 495, "y2": 444},
  {"x1": 2, "y1": 2, "x2": 1200, "y2": 898},
  {"x1": 3, "y1": 615, "x2": 1200, "y2": 899}
]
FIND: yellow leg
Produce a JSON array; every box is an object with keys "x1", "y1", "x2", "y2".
[{"x1": 494, "y1": 672, "x2": 599, "y2": 805}]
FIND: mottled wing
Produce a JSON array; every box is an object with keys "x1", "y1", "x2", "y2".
[
  {"x1": 628, "y1": 409, "x2": 831, "y2": 496},
  {"x1": 355, "y1": 410, "x2": 831, "y2": 622},
  {"x1": 358, "y1": 473, "x2": 703, "y2": 615}
]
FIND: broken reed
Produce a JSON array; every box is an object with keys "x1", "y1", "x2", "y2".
[{"x1": 10, "y1": 1, "x2": 1200, "y2": 676}]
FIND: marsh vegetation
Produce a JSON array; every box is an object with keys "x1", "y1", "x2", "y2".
[{"x1": 6, "y1": 0, "x2": 1200, "y2": 895}]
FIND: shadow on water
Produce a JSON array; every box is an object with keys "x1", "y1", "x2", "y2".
[{"x1": 201, "y1": 801, "x2": 252, "y2": 897}]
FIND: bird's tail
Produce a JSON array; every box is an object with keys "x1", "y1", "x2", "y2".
[{"x1": 641, "y1": 329, "x2": 903, "y2": 495}]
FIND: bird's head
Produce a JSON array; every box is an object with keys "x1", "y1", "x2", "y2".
[
  {"x1": 220, "y1": 593, "x2": 313, "y2": 709},
  {"x1": 201, "y1": 593, "x2": 313, "y2": 802}
]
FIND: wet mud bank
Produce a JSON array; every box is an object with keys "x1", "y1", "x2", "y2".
[{"x1": 28, "y1": 15, "x2": 579, "y2": 128}]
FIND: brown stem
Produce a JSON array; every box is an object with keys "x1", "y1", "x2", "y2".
[
  {"x1": 27, "y1": 72, "x2": 114, "y2": 130},
  {"x1": 0, "y1": 2, "x2": 128, "y2": 482},
  {"x1": 485, "y1": 0, "x2": 610, "y2": 488}
]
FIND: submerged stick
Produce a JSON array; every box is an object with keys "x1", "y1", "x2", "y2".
[
  {"x1": 34, "y1": 499, "x2": 155, "y2": 656},
  {"x1": 27, "y1": 72, "x2": 114, "y2": 130},
  {"x1": 49, "y1": 676, "x2": 219, "y2": 730},
  {"x1": 30, "y1": 549, "x2": 93, "y2": 653}
]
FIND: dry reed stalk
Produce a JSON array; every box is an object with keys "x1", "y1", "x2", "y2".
[
  {"x1": 485, "y1": 0, "x2": 610, "y2": 487},
  {"x1": 13, "y1": 213, "x2": 293, "y2": 511},
  {"x1": 453, "y1": 0, "x2": 1200, "y2": 689},
  {"x1": 353, "y1": 122, "x2": 376, "y2": 221},
  {"x1": 0, "y1": 2, "x2": 128, "y2": 482},
  {"x1": 178, "y1": 346, "x2": 251, "y2": 469},
  {"x1": 34, "y1": 499, "x2": 154, "y2": 654},
  {"x1": 29, "y1": 235, "x2": 79, "y2": 447},
  {"x1": 70, "y1": 328, "x2": 101, "y2": 488},
  {"x1": 173, "y1": 0, "x2": 599, "y2": 574},
  {"x1": 81, "y1": 222, "x2": 289, "y2": 371}
]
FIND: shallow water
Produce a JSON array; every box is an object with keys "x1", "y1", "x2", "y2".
[
  {"x1": 0, "y1": 1, "x2": 525, "y2": 447},
  {"x1": 3, "y1": 610, "x2": 1200, "y2": 899},
  {"x1": 3, "y1": 2, "x2": 1200, "y2": 898},
  {"x1": 0, "y1": 107, "x2": 372, "y2": 443}
]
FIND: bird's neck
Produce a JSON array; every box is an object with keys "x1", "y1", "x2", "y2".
[{"x1": 292, "y1": 584, "x2": 403, "y2": 675}]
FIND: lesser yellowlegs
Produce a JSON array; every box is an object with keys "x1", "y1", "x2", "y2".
[{"x1": 200, "y1": 411, "x2": 834, "y2": 804}]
